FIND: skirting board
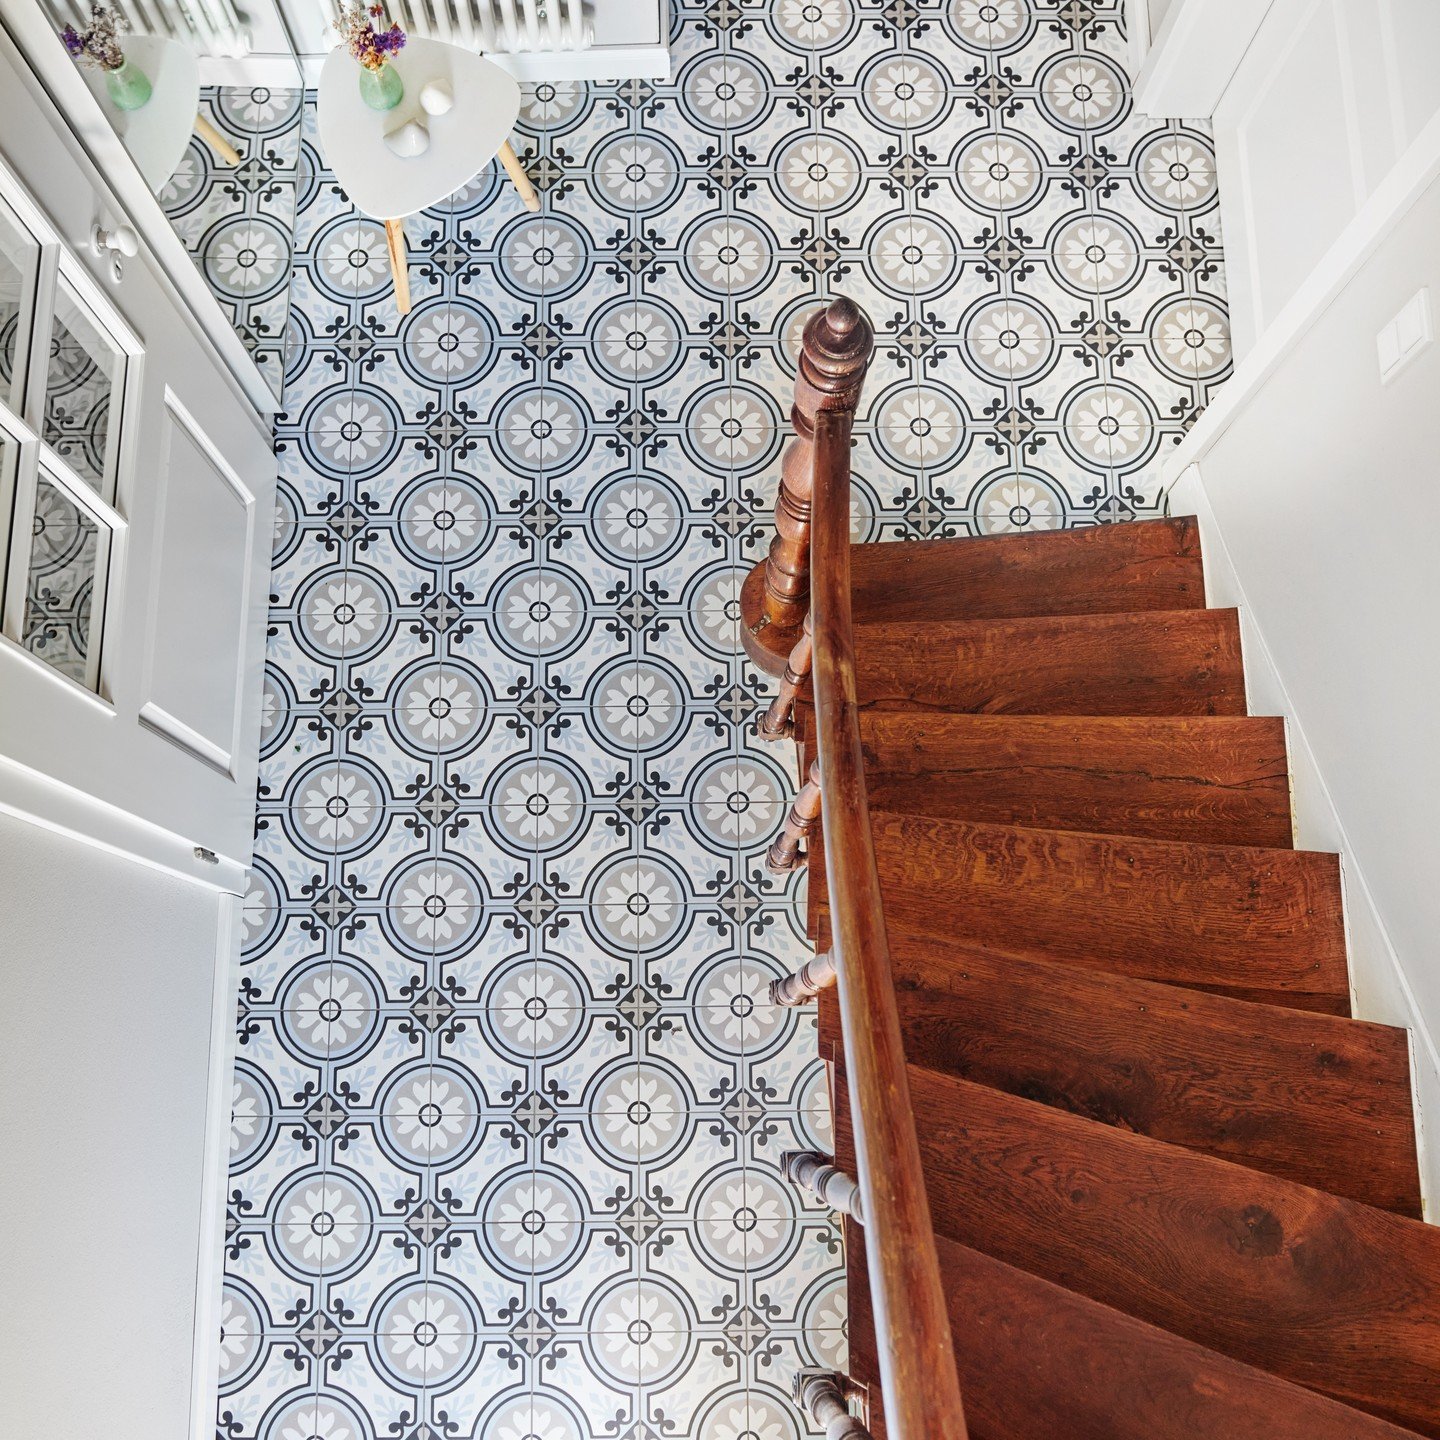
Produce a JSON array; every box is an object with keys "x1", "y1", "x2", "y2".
[
  {"x1": 187, "y1": 892, "x2": 243, "y2": 1440},
  {"x1": 1166, "y1": 464, "x2": 1439, "y2": 1220}
]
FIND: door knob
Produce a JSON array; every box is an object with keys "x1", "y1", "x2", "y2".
[{"x1": 90, "y1": 223, "x2": 138, "y2": 281}]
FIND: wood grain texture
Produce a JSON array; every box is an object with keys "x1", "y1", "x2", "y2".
[
  {"x1": 852, "y1": 608, "x2": 1246, "y2": 716},
  {"x1": 815, "y1": 939, "x2": 1417, "y2": 1213},
  {"x1": 849, "y1": 516, "x2": 1207, "y2": 624},
  {"x1": 847, "y1": 712, "x2": 1294, "y2": 848},
  {"x1": 836, "y1": 1063, "x2": 1440, "y2": 1435},
  {"x1": 846, "y1": 1222, "x2": 1428, "y2": 1440},
  {"x1": 808, "y1": 342, "x2": 969, "y2": 1436},
  {"x1": 811, "y1": 812, "x2": 1350, "y2": 1013}
]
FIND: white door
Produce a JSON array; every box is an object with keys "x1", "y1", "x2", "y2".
[{"x1": 0, "y1": 37, "x2": 275, "y2": 885}]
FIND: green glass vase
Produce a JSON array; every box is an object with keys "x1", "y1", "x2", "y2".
[
  {"x1": 358, "y1": 61, "x2": 403, "y2": 112},
  {"x1": 104, "y1": 56, "x2": 152, "y2": 111}
]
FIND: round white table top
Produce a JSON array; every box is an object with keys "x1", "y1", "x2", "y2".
[
  {"x1": 79, "y1": 34, "x2": 200, "y2": 193},
  {"x1": 316, "y1": 38, "x2": 521, "y2": 220}
]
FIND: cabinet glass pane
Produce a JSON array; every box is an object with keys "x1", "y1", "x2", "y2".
[
  {"x1": 43, "y1": 289, "x2": 122, "y2": 493},
  {"x1": 23, "y1": 473, "x2": 102, "y2": 685},
  {"x1": 0, "y1": 203, "x2": 35, "y2": 414}
]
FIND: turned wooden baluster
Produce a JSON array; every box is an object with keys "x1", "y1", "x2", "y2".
[
  {"x1": 740, "y1": 298, "x2": 874, "y2": 680},
  {"x1": 793, "y1": 1371, "x2": 872, "y2": 1440},
  {"x1": 766, "y1": 758, "x2": 822, "y2": 873},
  {"x1": 758, "y1": 611, "x2": 813, "y2": 741},
  {"x1": 769, "y1": 948, "x2": 837, "y2": 1006},
  {"x1": 780, "y1": 1150, "x2": 865, "y2": 1221}
]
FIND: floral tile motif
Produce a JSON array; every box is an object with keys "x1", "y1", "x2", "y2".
[
  {"x1": 159, "y1": 86, "x2": 303, "y2": 394},
  {"x1": 221, "y1": 2, "x2": 1228, "y2": 1435}
]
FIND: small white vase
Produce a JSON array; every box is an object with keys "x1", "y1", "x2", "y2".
[
  {"x1": 419, "y1": 79, "x2": 454, "y2": 116},
  {"x1": 384, "y1": 117, "x2": 430, "y2": 158}
]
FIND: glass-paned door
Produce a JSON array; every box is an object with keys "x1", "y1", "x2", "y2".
[{"x1": 0, "y1": 190, "x2": 131, "y2": 695}]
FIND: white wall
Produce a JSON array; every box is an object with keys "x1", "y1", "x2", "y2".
[
  {"x1": 1165, "y1": 118, "x2": 1440, "y2": 1210},
  {"x1": 0, "y1": 810, "x2": 230, "y2": 1438},
  {"x1": 1215, "y1": 0, "x2": 1440, "y2": 354},
  {"x1": 1132, "y1": 0, "x2": 1440, "y2": 355}
]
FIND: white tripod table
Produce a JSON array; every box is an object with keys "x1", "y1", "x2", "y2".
[
  {"x1": 316, "y1": 37, "x2": 539, "y2": 315},
  {"x1": 79, "y1": 34, "x2": 242, "y2": 191}
]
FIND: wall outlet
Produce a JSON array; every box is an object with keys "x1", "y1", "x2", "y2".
[{"x1": 1377, "y1": 288, "x2": 1432, "y2": 384}]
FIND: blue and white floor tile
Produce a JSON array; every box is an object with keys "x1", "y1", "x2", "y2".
[
  {"x1": 161, "y1": 85, "x2": 303, "y2": 393},
  {"x1": 222, "y1": 2, "x2": 1230, "y2": 1435}
]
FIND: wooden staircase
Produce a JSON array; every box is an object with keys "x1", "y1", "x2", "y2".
[{"x1": 743, "y1": 300, "x2": 1435, "y2": 1439}]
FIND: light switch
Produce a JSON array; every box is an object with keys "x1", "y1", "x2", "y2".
[{"x1": 1377, "y1": 288, "x2": 1432, "y2": 383}]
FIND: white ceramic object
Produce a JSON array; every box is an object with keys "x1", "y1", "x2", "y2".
[
  {"x1": 419, "y1": 78, "x2": 454, "y2": 116},
  {"x1": 384, "y1": 118, "x2": 430, "y2": 159}
]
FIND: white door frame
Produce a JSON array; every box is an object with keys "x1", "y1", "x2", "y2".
[{"x1": 0, "y1": 1, "x2": 281, "y2": 417}]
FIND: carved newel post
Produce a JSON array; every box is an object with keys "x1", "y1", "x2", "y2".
[{"x1": 740, "y1": 296, "x2": 875, "y2": 678}]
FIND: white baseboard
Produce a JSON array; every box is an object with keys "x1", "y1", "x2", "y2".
[
  {"x1": 1167, "y1": 465, "x2": 1439, "y2": 1218},
  {"x1": 188, "y1": 893, "x2": 243, "y2": 1440}
]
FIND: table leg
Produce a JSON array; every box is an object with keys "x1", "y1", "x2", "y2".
[
  {"x1": 497, "y1": 140, "x2": 541, "y2": 213},
  {"x1": 194, "y1": 112, "x2": 241, "y2": 166},
  {"x1": 383, "y1": 218, "x2": 412, "y2": 316}
]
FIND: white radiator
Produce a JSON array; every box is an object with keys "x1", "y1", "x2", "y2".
[
  {"x1": 54, "y1": 0, "x2": 252, "y2": 57},
  {"x1": 334, "y1": 0, "x2": 594, "y2": 54},
  {"x1": 300, "y1": 0, "x2": 665, "y2": 82}
]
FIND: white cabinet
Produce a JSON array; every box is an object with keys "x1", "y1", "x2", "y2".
[{"x1": 0, "y1": 30, "x2": 275, "y2": 882}]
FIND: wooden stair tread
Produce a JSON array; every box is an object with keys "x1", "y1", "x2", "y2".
[
  {"x1": 809, "y1": 812, "x2": 1350, "y2": 1014},
  {"x1": 852, "y1": 608, "x2": 1246, "y2": 717},
  {"x1": 843, "y1": 712, "x2": 1295, "y2": 848},
  {"x1": 814, "y1": 941, "x2": 1417, "y2": 1213},
  {"x1": 850, "y1": 516, "x2": 1207, "y2": 624},
  {"x1": 845, "y1": 1222, "x2": 1426, "y2": 1440},
  {"x1": 834, "y1": 1061, "x2": 1440, "y2": 1435}
]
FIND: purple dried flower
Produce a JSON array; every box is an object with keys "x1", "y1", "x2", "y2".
[
  {"x1": 59, "y1": 4, "x2": 127, "y2": 71},
  {"x1": 337, "y1": 2, "x2": 405, "y2": 71}
]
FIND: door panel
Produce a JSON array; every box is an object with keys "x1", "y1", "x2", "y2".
[
  {"x1": 139, "y1": 389, "x2": 257, "y2": 777},
  {"x1": 0, "y1": 33, "x2": 274, "y2": 874}
]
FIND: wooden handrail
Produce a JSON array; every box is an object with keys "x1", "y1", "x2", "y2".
[{"x1": 803, "y1": 299, "x2": 969, "y2": 1438}]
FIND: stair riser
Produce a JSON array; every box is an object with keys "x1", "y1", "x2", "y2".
[
  {"x1": 850, "y1": 516, "x2": 1207, "y2": 624},
  {"x1": 854, "y1": 609, "x2": 1247, "y2": 717},
  {"x1": 844, "y1": 1223, "x2": 1425, "y2": 1440},
  {"x1": 841, "y1": 714, "x2": 1295, "y2": 848},
  {"x1": 815, "y1": 946, "x2": 1418, "y2": 1214},
  {"x1": 810, "y1": 814, "x2": 1351, "y2": 1014},
  {"x1": 842, "y1": 1066, "x2": 1440, "y2": 1436}
]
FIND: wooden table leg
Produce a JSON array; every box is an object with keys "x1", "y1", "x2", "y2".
[
  {"x1": 194, "y1": 112, "x2": 241, "y2": 166},
  {"x1": 497, "y1": 140, "x2": 541, "y2": 212},
  {"x1": 384, "y1": 218, "x2": 412, "y2": 316}
]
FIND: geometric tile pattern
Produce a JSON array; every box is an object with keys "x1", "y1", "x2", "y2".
[
  {"x1": 160, "y1": 85, "x2": 303, "y2": 395},
  {"x1": 219, "y1": 3, "x2": 1229, "y2": 1436}
]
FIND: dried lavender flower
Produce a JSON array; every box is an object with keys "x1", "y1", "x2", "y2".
[
  {"x1": 337, "y1": 2, "x2": 406, "y2": 72},
  {"x1": 58, "y1": 3, "x2": 128, "y2": 71}
]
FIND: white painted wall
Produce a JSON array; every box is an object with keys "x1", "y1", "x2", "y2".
[
  {"x1": 1132, "y1": 0, "x2": 1440, "y2": 357},
  {"x1": 0, "y1": 810, "x2": 233, "y2": 1438},
  {"x1": 1164, "y1": 114, "x2": 1440, "y2": 1211}
]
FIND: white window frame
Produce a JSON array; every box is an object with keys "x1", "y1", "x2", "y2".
[{"x1": 0, "y1": 160, "x2": 142, "y2": 705}]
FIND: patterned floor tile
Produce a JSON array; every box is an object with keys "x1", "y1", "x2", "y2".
[{"x1": 201, "y1": 2, "x2": 1232, "y2": 1433}]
